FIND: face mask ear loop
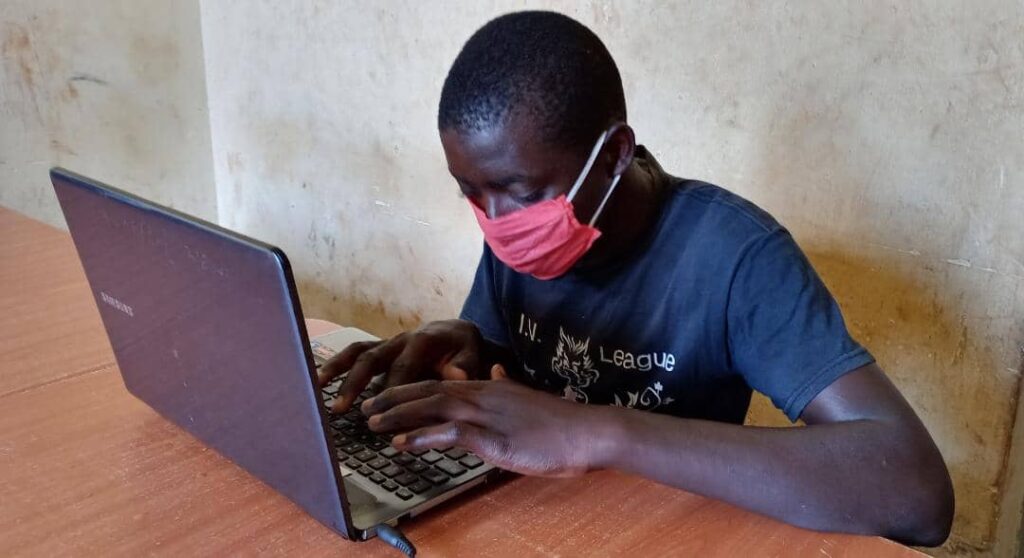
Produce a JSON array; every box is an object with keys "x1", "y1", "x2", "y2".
[
  {"x1": 587, "y1": 173, "x2": 622, "y2": 227},
  {"x1": 566, "y1": 130, "x2": 610, "y2": 202}
]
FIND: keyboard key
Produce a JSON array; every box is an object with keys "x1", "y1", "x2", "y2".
[
  {"x1": 407, "y1": 448, "x2": 429, "y2": 456},
  {"x1": 421, "y1": 451, "x2": 443, "y2": 464},
  {"x1": 382, "y1": 480, "x2": 399, "y2": 492},
  {"x1": 358, "y1": 466, "x2": 374, "y2": 476},
  {"x1": 395, "y1": 488, "x2": 413, "y2": 500},
  {"x1": 459, "y1": 455, "x2": 484, "y2": 469},
  {"x1": 370, "y1": 473, "x2": 386, "y2": 484},
  {"x1": 394, "y1": 453, "x2": 416, "y2": 465},
  {"x1": 423, "y1": 468, "x2": 449, "y2": 485},
  {"x1": 367, "y1": 440, "x2": 388, "y2": 451},
  {"x1": 381, "y1": 464, "x2": 404, "y2": 478},
  {"x1": 368, "y1": 457, "x2": 390, "y2": 470},
  {"x1": 438, "y1": 447, "x2": 454, "y2": 453},
  {"x1": 444, "y1": 448, "x2": 468, "y2": 460},
  {"x1": 344, "y1": 458, "x2": 362, "y2": 469},
  {"x1": 341, "y1": 443, "x2": 363, "y2": 454},
  {"x1": 407, "y1": 461, "x2": 428, "y2": 474},
  {"x1": 435, "y1": 459, "x2": 467, "y2": 477},
  {"x1": 354, "y1": 450, "x2": 376, "y2": 462},
  {"x1": 380, "y1": 446, "x2": 399, "y2": 458},
  {"x1": 344, "y1": 410, "x2": 364, "y2": 422},
  {"x1": 408, "y1": 480, "x2": 432, "y2": 494},
  {"x1": 394, "y1": 472, "x2": 418, "y2": 486}
]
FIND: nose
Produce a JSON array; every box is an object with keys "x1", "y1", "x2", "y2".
[
  {"x1": 485, "y1": 195, "x2": 501, "y2": 220},
  {"x1": 484, "y1": 194, "x2": 520, "y2": 220}
]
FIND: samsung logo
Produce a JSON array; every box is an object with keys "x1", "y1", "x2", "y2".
[{"x1": 100, "y1": 291, "x2": 134, "y2": 317}]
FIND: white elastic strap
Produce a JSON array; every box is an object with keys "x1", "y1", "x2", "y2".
[
  {"x1": 566, "y1": 130, "x2": 610, "y2": 202},
  {"x1": 587, "y1": 173, "x2": 622, "y2": 227}
]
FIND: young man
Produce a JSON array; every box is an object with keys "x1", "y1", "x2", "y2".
[{"x1": 320, "y1": 11, "x2": 953, "y2": 546}]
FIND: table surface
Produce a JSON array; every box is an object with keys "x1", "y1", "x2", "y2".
[{"x1": 0, "y1": 206, "x2": 923, "y2": 557}]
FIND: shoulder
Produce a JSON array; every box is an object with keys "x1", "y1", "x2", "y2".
[{"x1": 667, "y1": 179, "x2": 783, "y2": 237}]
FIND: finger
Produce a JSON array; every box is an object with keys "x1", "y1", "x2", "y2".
[
  {"x1": 436, "y1": 348, "x2": 478, "y2": 380},
  {"x1": 318, "y1": 341, "x2": 379, "y2": 387},
  {"x1": 387, "y1": 332, "x2": 448, "y2": 388},
  {"x1": 489, "y1": 363, "x2": 508, "y2": 381},
  {"x1": 333, "y1": 335, "x2": 407, "y2": 412},
  {"x1": 392, "y1": 420, "x2": 501, "y2": 457},
  {"x1": 439, "y1": 360, "x2": 470, "y2": 381},
  {"x1": 360, "y1": 379, "x2": 444, "y2": 415},
  {"x1": 367, "y1": 393, "x2": 480, "y2": 433}
]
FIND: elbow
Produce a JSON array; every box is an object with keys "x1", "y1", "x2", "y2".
[{"x1": 888, "y1": 458, "x2": 955, "y2": 547}]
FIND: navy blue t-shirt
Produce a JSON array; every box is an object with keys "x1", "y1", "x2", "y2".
[{"x1": 460, "y1": 152, "x2": 873, "y2": 424}]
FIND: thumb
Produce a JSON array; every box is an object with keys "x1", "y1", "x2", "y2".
[{"x1": 490, "y1": 363, "x2": 509, "y2": 381}]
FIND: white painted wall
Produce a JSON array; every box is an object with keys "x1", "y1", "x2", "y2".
[{"x1": 0, "y1": 0, "x2": 215, "y2": 227}]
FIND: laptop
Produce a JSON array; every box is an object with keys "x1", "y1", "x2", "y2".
[{"x1": 50, "y1": 168, "x2": 499, "y2": 542}]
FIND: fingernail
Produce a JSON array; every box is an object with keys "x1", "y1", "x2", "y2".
[
  {"x1": 361, "y1": 397, "x2": 375, "y2": 412},
  {"x1": 367, "y1": 414, "x2": 380, "y2": 428},
  {"x1": 392, "y1": 434, "x2": 407, "y2": 446}
]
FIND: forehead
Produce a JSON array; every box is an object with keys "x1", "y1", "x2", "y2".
[{"x1": 439, "y1": 116, "x2": 579, "y2": 180}]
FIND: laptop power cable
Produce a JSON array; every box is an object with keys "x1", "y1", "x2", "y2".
[{"x1": 376, "y1": 523, "x2": 417, "y2": 557}]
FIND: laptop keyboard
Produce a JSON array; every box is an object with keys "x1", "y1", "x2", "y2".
[{"x1": 318, "y1": 365, "x2": 485, "y2": 501}]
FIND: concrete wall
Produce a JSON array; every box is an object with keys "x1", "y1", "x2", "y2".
[
  {"x1": 0, "y1": 0, "x2": 215, "y2": 228},
  {"x1": 200, "y1": 2, "x2": 1023, "y2": 553}
]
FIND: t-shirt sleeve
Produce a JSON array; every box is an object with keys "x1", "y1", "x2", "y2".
[
  {"x1": 727, "y1": 229, "x2": 874, "y2": 421},
  {"x1": 459, "y1": 244, "x2": 512, "y2": 347}
]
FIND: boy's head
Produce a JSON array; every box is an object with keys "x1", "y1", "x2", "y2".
[
  {"x1": 438, "y1": 10, "x2": 625, "y2": 154},
  {"x1": 438, "y1": 11, "x2": 633, "y2": 221}
]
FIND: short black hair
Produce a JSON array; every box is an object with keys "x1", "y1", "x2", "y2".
[{"x1": 438, "y1": 11, "x2": 626, "y2": 151}]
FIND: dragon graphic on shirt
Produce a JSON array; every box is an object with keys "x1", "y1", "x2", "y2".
[{"x1": 550, "y1": 327, "x2": 600, "y2": 403}]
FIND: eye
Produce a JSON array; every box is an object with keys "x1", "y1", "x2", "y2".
[{"x1": 515, "y1": 189, "x2": 545, "y2": 204}]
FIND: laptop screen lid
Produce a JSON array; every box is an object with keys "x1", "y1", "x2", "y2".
[{"x1": 50, "y1": 168, "x2": 355, "y2": 538}]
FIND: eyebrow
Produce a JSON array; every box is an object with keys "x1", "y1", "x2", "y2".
[
  {"x1": 488, "y1": 174, "x2": 530, "y2": 188},
  {"x1": 452, "y1": 173, "x2": 532, "y2": 191}
]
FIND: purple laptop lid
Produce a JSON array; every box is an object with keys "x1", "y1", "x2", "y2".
[{"x1": 51, "y1": 168, "x2": 355, "y2": 538}]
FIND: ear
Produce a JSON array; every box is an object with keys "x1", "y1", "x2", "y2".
[{"x1": 604, "y1": 122, "x2": 636, "y2": 177}]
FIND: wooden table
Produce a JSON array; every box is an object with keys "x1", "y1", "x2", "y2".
[{"x1": 0, "y1": 206, "x2": 923, "y2": 557}]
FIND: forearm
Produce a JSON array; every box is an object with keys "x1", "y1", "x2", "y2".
[{"x1": 584, "y1": 405, "x2": 951, "y2": 545}]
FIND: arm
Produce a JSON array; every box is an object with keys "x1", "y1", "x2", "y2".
[
  {"x1": 363, "y1": 363, "x2": 953, "y2": 547},
  {"x1": 589, "y1": 363, "x2": 953, "y2": 546}
]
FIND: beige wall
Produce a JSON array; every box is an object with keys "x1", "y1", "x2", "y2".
[{"x1": 0, "y1": 0, "x2": 215, "y2": 227}]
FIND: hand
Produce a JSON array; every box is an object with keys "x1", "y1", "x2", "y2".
[
  {"x1": 360, "y1": 365, "x2": 610, "y2": 477},
  {"x1": 318, "y1": 320, "x2": 487, "y2": 412}
]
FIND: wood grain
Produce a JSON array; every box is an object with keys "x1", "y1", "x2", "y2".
[
  {"x1": 0, "y1": 207, "x2": 924, "y2": 557},
  {"x1": 0, "y1": 207, "x2": 115, "y2": 396}
]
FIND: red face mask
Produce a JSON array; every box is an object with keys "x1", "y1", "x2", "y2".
[{"x1": 470, "y1": 131, "x2": 622, "y2": 280}]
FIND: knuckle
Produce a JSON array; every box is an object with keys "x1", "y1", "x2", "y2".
[
  {"x1": 390, "y1": 358, "x2": 412, "y2": 374},
  {"x1": 448, "y1": 420, "x2": 468, "y2": 442},
  {"x1": 421, "y1": 379, "x2": 442, "y2": 392},
  {"x1": 353, "y1": 351, "x2": 377, "y2": 366}
]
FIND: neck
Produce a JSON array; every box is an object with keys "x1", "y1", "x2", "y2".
[{"x1": 575, "y1": 156, "x2": 666, "y2": 272}]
